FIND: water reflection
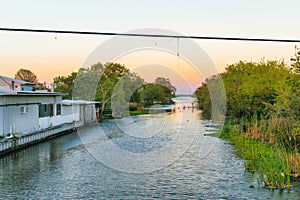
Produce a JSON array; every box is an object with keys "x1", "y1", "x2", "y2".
[{"x1": 0, "y1": 110, "x2": 299, "y2": 199}]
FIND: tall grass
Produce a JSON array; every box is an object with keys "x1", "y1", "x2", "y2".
[{"x1": 220, "y1": 117, "x2": 300, "y2": 189}]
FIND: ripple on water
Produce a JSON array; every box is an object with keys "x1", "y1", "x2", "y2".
[{"x1": 0, "y1": 111, "x2": 300, "y2": 199}]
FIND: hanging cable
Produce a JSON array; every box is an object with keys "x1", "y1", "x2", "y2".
[
  {"x1": 0, "y1": 27, "x2": 300, "y2": 43},
  {"x1": 177, "y1": 37, "x2": 180, "y2": 70},
  {"x1": 177, "y1": 37, "x2": 180, "y2": 56}
]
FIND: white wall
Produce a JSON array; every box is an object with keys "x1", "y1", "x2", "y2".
[
  {"x1": 0, "y1": 106, "x2": 3, "y2": 136},
  {"x1": 61, "y1": 105, "x2": 80, "y2": 121},
  {"x1": 1, "y1": 95, "x2": 62, "y2": 135},
  {"x1": 1, "y1": 95, "x2": 97, "y2": 135},
  {"x1": 38, "y1": 117, "x2": 51, "y2": 129},
  {"x1": 3, "y1": 105, "x2": 39, "y2": 134},
  {"x1": 38, "y1": 113, "x2": 81, "y2": 130},
  {"x1": 62, "y1": 104, "x2": 96, "y2": 124},
  {"x1": 84, "y1": 104, "x2": 97, "y2": 123},
  {"x1": 38, "y1": 104, "x2": 82, "y2": 130}
]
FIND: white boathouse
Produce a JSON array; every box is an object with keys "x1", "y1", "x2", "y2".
[{"x1": 0, "y1": 76, "x2": 98, "y2": 154}]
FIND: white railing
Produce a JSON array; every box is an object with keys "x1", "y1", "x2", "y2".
[{"x1": 0, "y1": 122, "x2": 83, "y2": 154}]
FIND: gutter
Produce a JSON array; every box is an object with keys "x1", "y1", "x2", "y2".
[{"x1": 0, "y1": 102, "x2": 41, "y2": 107}]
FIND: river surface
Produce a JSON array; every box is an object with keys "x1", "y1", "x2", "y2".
[{"x1": 0, "y1": 110, "x2": 299, "y2": 199}]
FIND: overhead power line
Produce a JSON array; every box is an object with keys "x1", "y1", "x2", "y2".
[{"x1": 0, "y1": 27, "x2": 300, "y2": 43}]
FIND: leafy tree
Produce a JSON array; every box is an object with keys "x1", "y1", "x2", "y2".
[
  {"x1": 140, "y1": 83, "x2": 175, "y2": 106},
  {"x1": 195, "y1": 59, "x2": 300, "y2": 171},
  {"x1": 194, "y1": 75, "x2": 226, "y2": 120},
  {"x1": 70, "y1": 62, "x2": 143, "y2": 110},
  {"x1": 15, "y1": 68, "x2": 38, "y2": 83},
  {"x1": 195, "y1": 60, "x2": 294, "y2": 120},
  {"x1": 35, "y1": 82, "x2": 49, "y2": 91},
  {"x1": 274, "y1": 73, "x2": 300, "y2": 119},
  {"x1": 140, "y1": 83, "x2": 164, "y2": 106},
  {"x1": 54, "y1": 72, "x2": 78, "y2": 99},
  {"x1": 290, "y1": 45, "x2": 300, "y2": 74},
  {"x1": 111, "y1": 78, "x2": 127, "y2": 116},
  {"x1": 95, "y1": 62, "x2": 130, "y2": 110},
  {"x1": 195, "y1": 82, "x2": 211, "y2": 118},
  {"x1": 122, "y1": 72, "x2": 144, "y2": 103},
  {"x1": 155, "y1": 77, "x2": 176, "y2": 95},
  {"x1": 73, "y1": 64, "x2": 102, "y2": 101},
  {"x1": 54, "y1": 62, "x2": 176, "y2": 112}
]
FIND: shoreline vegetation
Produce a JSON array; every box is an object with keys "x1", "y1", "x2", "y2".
[
  {"x1": 220, "y1": 118, "x2": 299, "y2": 189},
  {"x1": 129, "y1": 109, "x2": 149, "y2": 116},
  {"x1": 54, "y1": 62, "x2": 176, "y2": 117},
  {"x1": 49, "y1": 58, "x2": 300, "y2": 190},
  {"x1": 195, "y1": 59, "x2": 300, "y2": 189}
]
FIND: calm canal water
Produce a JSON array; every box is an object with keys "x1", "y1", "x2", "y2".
[{"x1": 0, "y1": 110, "x2": 299, "y2": 199}]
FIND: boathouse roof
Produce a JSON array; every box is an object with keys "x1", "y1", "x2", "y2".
[
  {"x1": 62, "y1": 100, "x2": 99, "y2": 106},
  {"x1": 0, "y1": 90, "x2": 63, "y2": 96},
  {"x1": 0, "y1": 75, "x2": 35, "y2": 85}
]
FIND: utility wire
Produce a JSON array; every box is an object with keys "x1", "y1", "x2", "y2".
[{"x1": 0, "y1": 27, "x2": 300, "y2": 43}]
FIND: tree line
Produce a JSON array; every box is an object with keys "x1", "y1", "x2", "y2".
[
  {"x1": 13, "y1": 63, "x2": 176, "y2": 112},
  {"x1": 195, "y1": 58, "x2": 300, "y2": 188},
  {"x1": 195, "y1": 59, "x2": 300, "y2": 122},
  {"x1": 53, "y1": 62, "x2": 176, "y2": 110}
]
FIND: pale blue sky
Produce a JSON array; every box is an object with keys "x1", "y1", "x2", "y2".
[
  {"x1": 1, "y1": 0, "x2": 299, "y2": 38},
  {"x1": 0, "y1": 0, "x2": 299, "y2": 93}
]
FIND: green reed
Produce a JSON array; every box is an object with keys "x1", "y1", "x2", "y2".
[{"x1": 220, "y1": 117, "x2": 299, "y2": 189}]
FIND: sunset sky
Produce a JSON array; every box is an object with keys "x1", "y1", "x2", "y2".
[{"x1": 1, "y1": 0, "x2": 300, "y2": 94}]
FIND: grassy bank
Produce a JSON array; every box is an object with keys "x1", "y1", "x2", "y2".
[
  {"x1": 194, "y1": 60, "x2": 300, "y2": 189},
  {"x1": 129, "y1": 110, "x2": 149, "y2": 116},
  {"x1": 220, "y1": 119, "x2": 300, "y2": 189}
]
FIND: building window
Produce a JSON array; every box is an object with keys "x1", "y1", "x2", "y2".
[
  {"x1": 49, "y1": 104, "x2": 53, "y2": 117},
  {"x1": 39, "y1": 104, "x2": 47, "y2": 118},
  {"x1": 56, "y1": 104, "x2": 61, "y2": 115},
  {"x1": 20, "y1": 106, "x2": 28, "y2": 114},
  {"x1": 39, "y1": 104, "x2": 54, "y2": 118}
]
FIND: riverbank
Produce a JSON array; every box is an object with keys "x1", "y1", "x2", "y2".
[
  {"x1": 220, "y1": 121, "x2": 300, "y2": 189},
  {"x1": 101, "y1": 106, "x2": 174, "y2": 119},
  {"x1": 1, "y1": 111, "x2": 300, "y2": 199},
  {"x1": 129, "y1": 110, "x2": 149, "y2": 116},
  {"x1": 194, "y1": 60, "x2": 300, "y2": 190}
]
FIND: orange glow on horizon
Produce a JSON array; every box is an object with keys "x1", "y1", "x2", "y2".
[{"x1": 117, "y1": 49, "x2": 204, "y2": 94}]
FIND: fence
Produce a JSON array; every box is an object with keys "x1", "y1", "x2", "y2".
[{"x1": 0, "y1": 121, "x2": 84, "y2": 155}]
